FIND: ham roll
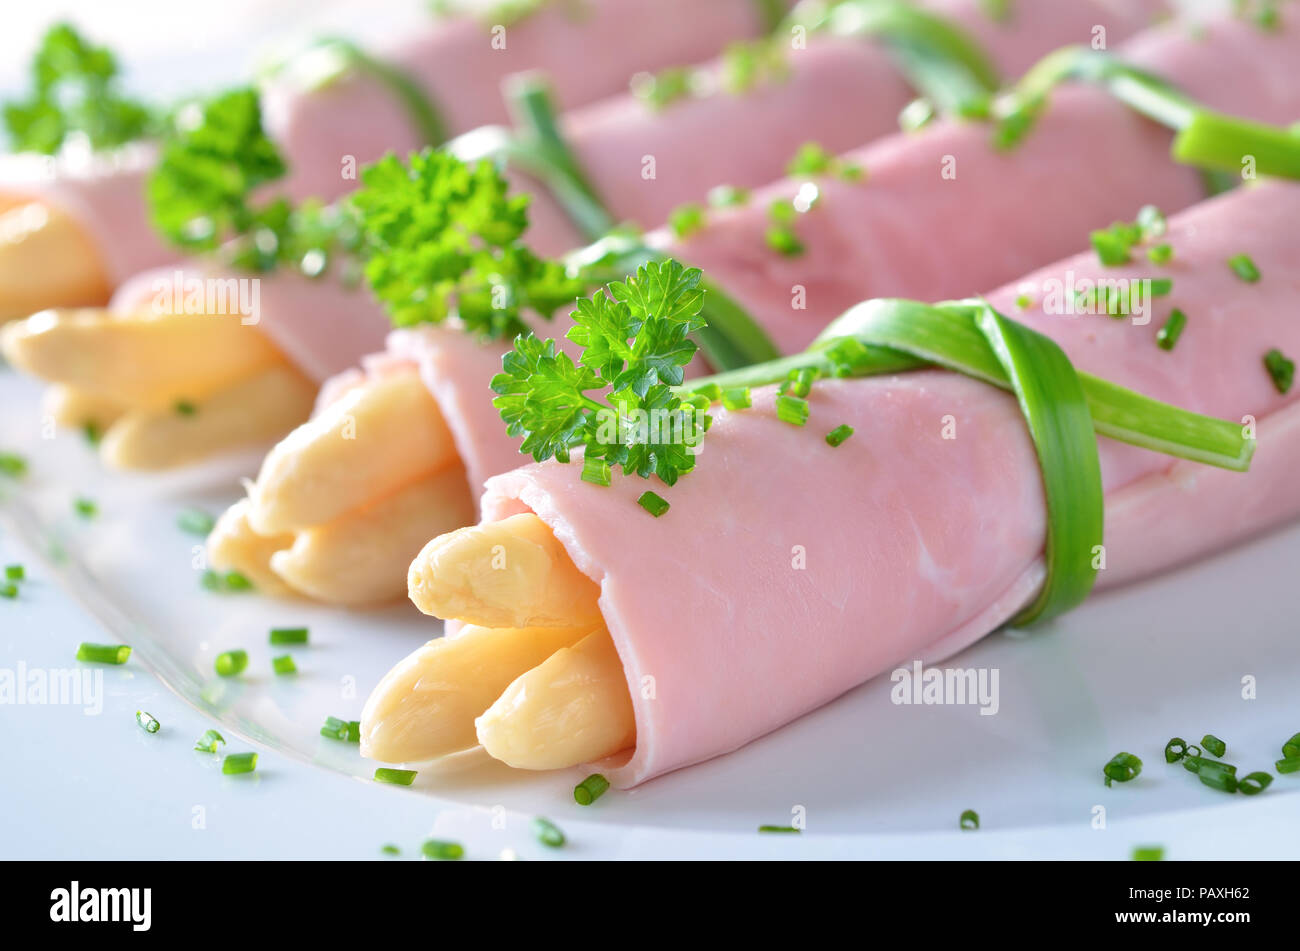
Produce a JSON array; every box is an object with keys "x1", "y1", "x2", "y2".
[{"x1": 376, "y1": 179, "x2": 1300, "y2": 786}]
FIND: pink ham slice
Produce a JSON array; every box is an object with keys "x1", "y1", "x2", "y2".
[
  {"x1": 381, "y1": 10, "x2": 1300, "y2": 499},
  {"x1": 480, "y1": 180, "x2": 1300, "y2": 787}
]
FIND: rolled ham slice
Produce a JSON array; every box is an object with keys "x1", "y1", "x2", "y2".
[
  {"x1": 380, "y1": 10, "x2": 1300, "y2": 498},
  {"x1": 480, "y1": 180, "x2": 1300, "y2": 787}
]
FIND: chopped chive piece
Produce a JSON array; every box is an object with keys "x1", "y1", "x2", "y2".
[
  {"x1": 73, "y1": 497, "x2": 98, "y2": 519},
  {"x1": 177, "y1": 508, "x2": 215, "y2": 536},
  {"x1": 693, "y1": 382, "x2": 723, "y2": 402},
  {"x1": 194, "y1": 729, "x2": 225, "y2": 753},
  {"x1": 1014, "y1": 293, "x2": 1034, "y2": 310},
  {"x1": 1132, "y1": 845, "x2": 1164, "y2": 861},
  {"x1": 1201, "y1": 734, "x2": 1227, "y2": 757},
  {"x1": 580, "y1": 456, "x2": 612, "y2": 487},
  {"x1": 381, "y1": 844, "x2": 400, "y2": 856},
  {"x1": 1184, "y1": 756, "x2": 1238, "y2": 792},
  {"x1": 1283, "y1": 733, "x2": 1300, "y2": 760},
  {"x1": 1148, "y1": 277, "x2": 1173, "y2": 297},
  {"x1": 214, "y1": 649, "x2": 248, "y2": 677},
  {"x1": 1186, "y1": 744, "x2": 1202, "y2": 758},
  {"x1": 135, "y1": 710, "x2": 161, "y2": 734},
  {"x1": 1275, "y1": 758, "x2": 1300, "y2": 774},
  {"x1": 637, "y1": 491, "x2": 670, "y2": 518},
  {"x1": 268, "y1": 627, "x2": 309, "y2": 645},
  {"x1": 532, "y1": 816, "x2": 566, "y2": 848},
  {"x1": 775, "y1": 394, "x2": 809, "y2": 426},
  {"x1": 825, "y1": 424, "x2": 854, "y2": 448},
  {"x1": 174, "y1": 400, "x2": 197, "y2": 416},
  {"x1": 82, "y1": 422, "x2": 102, "y2": 446},
  {"x1": 1090, "y1": 228, "x2": 1132, "y2": 266},
  {"x1": 1147, "y1": 243, "x2": 1173, "y2": 264},
  {"x1": 347, "y1": 720, "x2": 361, "y2": 743},
  {"x1": 1103, "y1": 751, "x2": 1142, "y2": 787},
  {"x1": 1264, "y1": 348, "x2": 1294, "y2": 394},
  {"x1": 421, "y1": 839, "x2": 464, "y2": 860},
  {"x1": 320, "y1": 716, "x2": 349, "y2": 740},
  {"x1": 574, "y1": 773, "x2": 610, "y2": 805},
  {"x1": 1156, "y1": 309, "x2": 1187, "y2": 351},
  {"x1": 721, "y1": 387, "x2": 752, "y2": 411},
  {"x1": 668, "y1": 202, "x2": 705, "y2": 239},
  {"x1": 765, "y1": 225, "x2": 804, "y2": 257},
  {"x1": 4, "y1": 564, "x2": 21, "y2": 581},
  {"x1": 222, "y1": 752, "x2": 258, "y2": 775},
  {"x1": 1164, "y1": 737, "x2": 1188, "y2": 763},
  {"x1": 0, "y1": 583, "x2": 16, "y2": 599},
  {"x1": 758, "y1": 825, "x2": 801, "y2": 833},
  {"x1": 959, "y1": 809, "x2": 980, "y2": 831},
  {"x1": 0, "y1": 452, "x2": 29, "y2": 477},
  {"x1": 1227, "y1": 253, "x2": 1260, "y2": 283},
  {"x1": 1238, "y1": 772, "x2": 1272, "y2": 796},
  {"x1": 271, "y1": 654, "x2": 297, "y2": 675},
  {"x1": 707, "y1": 184, "x2": 750, "y2": 208},
  {"x1": 201, "y1": 569, "x2": 254, "y2": 593},
  {"x1": 786, "y1": 142, "x2": 835, "y2": 176},
  {"x1": 374, "y1": 768, "x2": 417, "y2": 786},
  {"x1": 76, "y1": 643, "x2": 131, "y2": 664}
]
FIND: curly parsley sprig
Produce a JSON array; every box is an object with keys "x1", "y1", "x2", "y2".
[
  {"x1": 491, "y1": 259, "x2": 711, "y2": 486},
  {"x1": 3, "y1": 23, "x2": 155, "y2": 154},
  {"x1": 351, "y1": 148, "x2": 586, "y2": 338}
]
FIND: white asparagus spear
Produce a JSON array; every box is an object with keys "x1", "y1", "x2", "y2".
[
  {"x1": 0, "y1": 201, "x2": 110, "y2": 321},
  {"x1": 206, "y1": 498, "x2": 297, "y2": 597},
  {"x1": 247, "y1": 371, "x2": 459, "y2": 536},
  {"x1": 270, "y1": 465, "x2": 476, "y2": 604},
  {"x1": 98, "y1": 364, "x2": 316, "y2": 470},
  {"x1": 1, "y1": 307, "x2": 284, "y2": 408},
  {"x1": 475, "y1": 629, "x2": 636, "y2": 771},
  {"x1": 359, "y1": 622, "x2": 597, "y2": 763},
  {"x1": 42, "y1": 384, "x2": 126, "y2": 432},
  {"x1": 408, "y1": 512, "x2": 604, "y2": 628}
]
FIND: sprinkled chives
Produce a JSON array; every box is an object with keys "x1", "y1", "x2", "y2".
[
  {"x1": 1156, "y1": 309, "x2": 1187, "y2": 351},
  {"x1": 201, "y1": 569, "x2": 254, "y2": 593},
  {"x1": 574, "y1": 773, "x2": 610, "y2": 805},
  {"x1": 269, "y1": 627, "x2": 309, "y2": 645},
  {"x1": 1132, "y1": 845, "x2": 1164, "y2": 861},
  {"x1": 76, "y1": 643, "x2": 131, "y2": 664},
  {"x1": 374, "y1": 768, "x2": 417, "y2": 786},
  {"x1": 1147, "y1": 243, "x2": 1173, "y2": 264},
  {"x1": 214, "y1": 649, "x2": 248, "y2": 677},
  {"x1": 1201, "y1": 734, "x2": 1227, "y2": 757},
  {"x1": 194, "y1": 729, "x2": 225, "y2": 753},
  {"x1": 1238, "y1": 772, "x2": 1272, "y2": 796},
  {"x1": 960, "y1": 809, "x2": 980, "y2": 831},
  {"x1": 1283, "y1": 733, "x2": 1300, "y2": 760},
  {"x1": 581, "y1": 456, "x2": 612, "y2": 487},
  {"x1": 421, "y1": 839, "x2": 463, "y2": 860},
  {"x1": 321, "y1": 716, "x2": 350, "y2": 740},
  {"x1": 1014, "y1": 293, "x2": 1034, "y2": 310},
  {"x1": 1184, "y1": 756, "x2": 1238, "y2": 792},
  {"x1": 721, "y1": 387, "x2": 752, "y2": 411},
  {"x1": 1275, "y1": 758, "x2": 1300, "y2": 774},
  {"x1": 1148, "y1": 277, "x2": 1173, "y2": 297},
  {"x1": 707, "y1": 184, "x2": 750, "y2": 208},
  {"x1": 1164, "y1": 737, "x2": 1188, "y2": 763},
  {"x1": 272, "y1": 654, "x2": 297, "y2": 675},
  {"x1": 5, "y1": 564, "x2": 25, "y2": 581},
  {"x1": 1103, "y1": 752, "x2": 1143, "y2": 787},
  {"x1": 637, "y1": 491, "x2": 670, "y2": 518},
  {"x1": 1264, "y1": 348, "x2": 1294, "y2": 394},
  {"x1": 1227, "y1": 253, "x2": 1260, "y2": 283},
  {"x1": 348, "y1": 721, "x2": 361, "y2": 744},
  {"x1": 82, "y1": 422, "x2": 102, "y2": 446},
  {"x1": 825, "y1": 424, "x2": 854, "y2": 448},
  {"x1": 1, "y1": 583, "x2": 15, "y2": 599},
  {"x1": 668, "y1": 202, "x2": 705, "y2": 239},
  {"x1": 381, "y1": 844, "x2": 401, "y2": 856},
  {"x1": 765, "y1": 225, "x2": 803, "y2": 257},
  {"x1": 532, "y1": 817, "x2": 566, "y2": 848},
  {"x1": 0, "y1": 452, "x2": 28, "y2": 477},
  {"x1": 174, "y1": 400, "x2": 197, "y2": 416},
  {"x1": 775, "y1": 395, "x2": 809, "y2": 426},
  {"x1": 73, "y1": 497, "x2": 98, "y2": 519},
  {"x1": 759, "y1": 825, "x2": 801, "y2": 833},
  {"x1": 177, "y1": 508, "x2": 215, "y2": 536},
  {"x1": 1091, "y1": 228, "x2": 1132, "y2": 266},
  {"x1": 786, "y1": 142, "x2": 834, "y2": 176},
  {"x1": 222, "y1": 752, "x2": 258, "y2": 775},
  {"x1": 784, "y1": 368, "x2": 815, "y2": 398},
  {"x1": 135, "y1": 711, "x2": 161, "y2": 734}
]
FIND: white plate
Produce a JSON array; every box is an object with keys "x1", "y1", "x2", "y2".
[{"x1": 3, "y1": 365, "x2": 1299, "y2": 860}]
